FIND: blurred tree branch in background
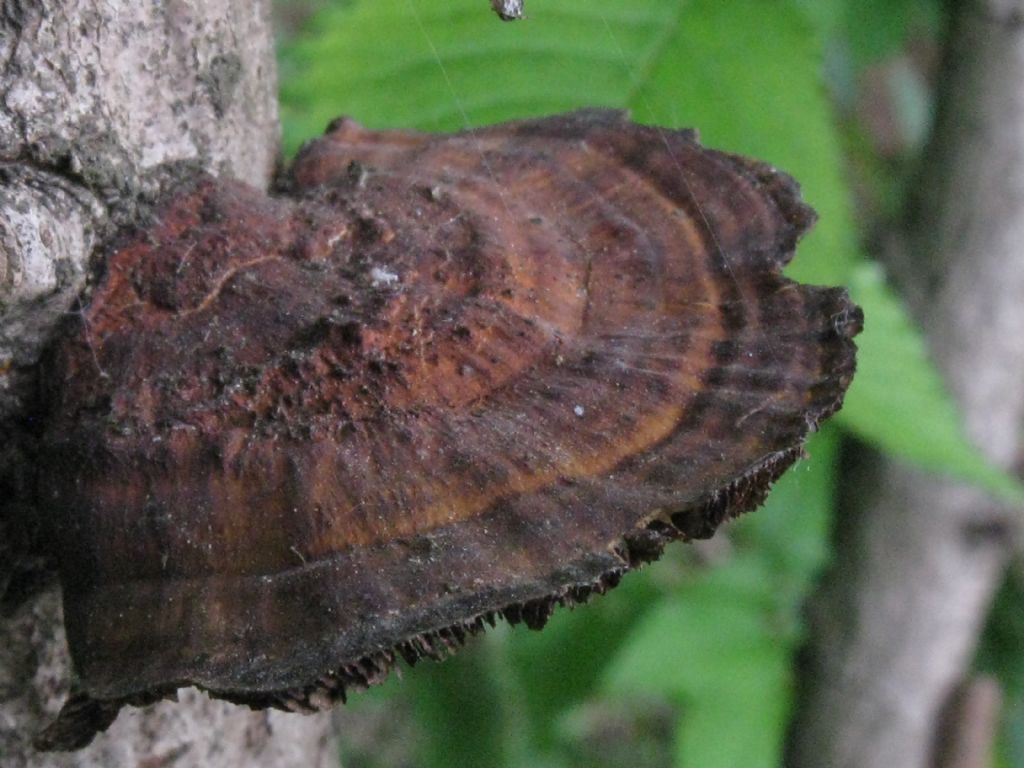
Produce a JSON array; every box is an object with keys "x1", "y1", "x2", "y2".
[{"x1": 789, "y1": 1, "x2": 1024, "y2": 765}]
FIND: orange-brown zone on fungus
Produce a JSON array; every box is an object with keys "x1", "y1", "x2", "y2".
[{"x1": 37, "y1": 109, "x2": 861, "y2": 750}]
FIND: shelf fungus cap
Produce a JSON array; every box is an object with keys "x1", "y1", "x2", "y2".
[{"x1": 37, "y1": 109, "x2": 860, "y2": 749}]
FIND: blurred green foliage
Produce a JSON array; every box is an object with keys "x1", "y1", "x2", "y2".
[
  {"x1": 980, "y1": 566, "x2": 1024, "y2": 768},
  {"x1": 280, "y1": 0, "x2": 1018, "y2": 500},
  {"x1": 275, "y1": 1, "x2": 1021, "y2": 766}
]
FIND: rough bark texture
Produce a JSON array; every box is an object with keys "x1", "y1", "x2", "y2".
[
  {"x1": 0, "y1": 0, "x2": 279, "y2": 417},
  {"x1": 788, "y1": 1, "x2": 1024, "y2": 766},
  {"x1": 1, "y1": 1, "x2": 336, "y2": 764}
]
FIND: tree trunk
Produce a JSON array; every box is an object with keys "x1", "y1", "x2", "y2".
[
  {"x1": 788, "y1": 1, "x2": 1024, "y2": 766},
  {"x1": 0, "y1": 1, "x2": 336, "y2": 765}
]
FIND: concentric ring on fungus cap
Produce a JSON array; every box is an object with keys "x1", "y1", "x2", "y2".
[{"x1": 37, "y1": 109, "x2": 861, "y2": 750}]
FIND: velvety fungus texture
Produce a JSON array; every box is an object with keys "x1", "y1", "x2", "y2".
[{"x1": 37, "y1": 110, "x2": 860, "y2": 749}]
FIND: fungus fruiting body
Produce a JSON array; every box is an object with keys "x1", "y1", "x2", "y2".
[{"x1": 38, "y1": 110, "x2": 860, "y2": 749}]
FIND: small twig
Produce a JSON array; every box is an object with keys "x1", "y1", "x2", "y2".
[
  {"x1": 932, "y1": 676, "x2": 1002, "y2": 768},
  {"x1": 491, "y1": 0, "x2": 524, "y2": 21}
]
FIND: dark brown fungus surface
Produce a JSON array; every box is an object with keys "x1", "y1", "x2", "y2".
[{"x1": 36, "y1": 109, "x2": 861, "y2": 750}]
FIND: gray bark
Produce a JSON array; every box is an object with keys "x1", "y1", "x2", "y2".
[
  {"x1": 789, "y1": 1, "x2": 1024, "y2": 766},
  {"x1": 0, "y1": 0, "x2": 279, "y2": 417},
  {"x1": 0, "y1": 1, "x2": 336, "y2": 765}
]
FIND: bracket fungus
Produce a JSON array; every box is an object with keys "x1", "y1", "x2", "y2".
[{"x1": 36, "y1": 109, "x2": 860, "y2": 750}]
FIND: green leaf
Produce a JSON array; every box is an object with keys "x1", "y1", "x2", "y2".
[
  {"x1": 843, "y1": 0, "x2": 917, "y2": 65},
  {"x1": 999, "y1": 694, "x2": 1024, "y2": 768},
  {"x1": 598, "y1": 431, "x2": 838, "y2": 767},
  {"x1": 839, "y1": 262, "x2": 1023, "y2": 501},
  {"x1": 672, "y1": 647, "x2": 791, "y2": 768},
  {"x1": 790, "y1": 0, "x2": 846, "y2": 38},
  {"x1": 601, "y1": 582, "x2": 792, "y2": 768},
  {"x1": 279, "y1": 0, "x2": 1020, "y2": 498},
  {"x1": 841, "y1": 0, "x2": 944, "y2": 68},
  {"x1": 601, "y1": 584, "x2": 781, "y2": 699},
  {"x1": 731, "y1": 429, "x2": 838, "y2": 603},
  {"x1": 411, "y1": 641, "x2": 513, "y2": 768},
  {"x1": 508, "y1": 570, "x2": 664, "y2": 750}
]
